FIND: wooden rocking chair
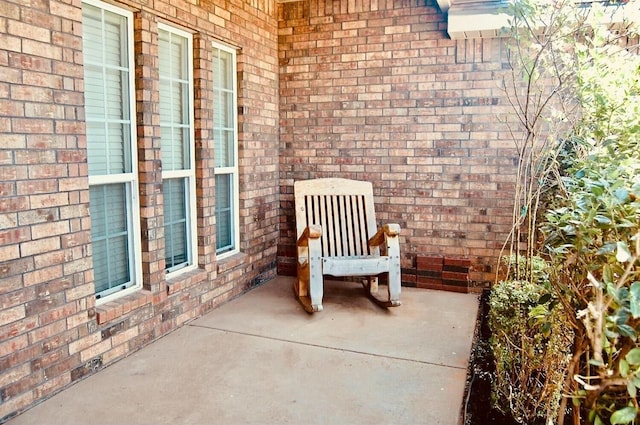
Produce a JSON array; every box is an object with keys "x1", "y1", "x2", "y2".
[{"x1": 294, "y1": 178, "x2": 402, "y2": 313}]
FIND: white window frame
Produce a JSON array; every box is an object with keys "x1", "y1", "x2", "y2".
[
  {"x1": 212, "y1": 41, "x2": 239, "y2": 259},
  {"x1": 83, "y1": 0, "x2": 142, "y2": 304},
  {"x1": 158, "y1": 23, "x2": 197, "y2": 276}
]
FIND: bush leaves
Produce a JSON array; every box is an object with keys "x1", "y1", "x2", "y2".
[{"x1": 610, "y1": 406, "x2": 638, "y2": 425}]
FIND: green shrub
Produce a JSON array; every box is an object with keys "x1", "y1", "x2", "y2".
[{"x1": 489, "y1": 256, "x2": 574, "y2": 424}]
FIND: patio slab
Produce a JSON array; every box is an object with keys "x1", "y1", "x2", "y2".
[{"x1": 8, "y1": 276, "x2": 479, "y2": 425}]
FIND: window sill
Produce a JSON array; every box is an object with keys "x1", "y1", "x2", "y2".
[
  {"x1": 95, "y1": 290, "x2": 153, "y2": 325},
  {"x1": 216, "y1": 252, "x2": 247, "y2": 274},
  {"x1": 166, "y1": 268, "x2": 208, "y2": 295}
]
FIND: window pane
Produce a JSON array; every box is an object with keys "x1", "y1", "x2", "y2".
[
  {"x1": 82, "y1": 5, "x2": 103, "y2": 63},
  {"x1": 159, "y1": 85, "x2": 172, "y2": 120},
  {"x1": 158, "y1": 30, "x2": 170, "y2": 68},
  {"x1": 178, "y1": 82, "x2": 189, "y2": 124},
  {"x1": 83, "y1": 3, "x2": 132, "y2": 176},
  {"x1": 104, "y1": 16, "x2": 127, "y2": 67},
  {"x1": 86, "y1": 121, "x2": 108, "y2": 174},
  {"x1": 105, "y1": 68, "x2": 128, "y2": 120},
  {"x1": 172, "y1": 38, "x2": 187, "y2": 80},
  {"x1": 84, "y1": 66, "x2": 106, "y2": 118},
  {"x1": 214, "y1": 129, "x2": 234, "y2": 168},
  {"x1": 160, "y1": 32, "x2": 187, "y2": 79},
  {"x1": 83, "y1": 5, "x2": 128, "y2": 68},
  {"x1": 86, "y1": 121, "x2": 130, "y2": 175},
  {"x1": 160, "y1": 126, "x2": 187, "y2": 170},
  {"x1": 213, "y1": 49, "x2": 233, "y2": 90},
  {"x1": 159, "y1": 28, "x2": 190, "y2": 171},
  {"x1": 158, "y1": 83, "x2": 185, "y2": 126},
  {"x1": 213, "y1": 90, "x2": 229, "y2": 129},
  {"x1": 164, "y1": 178, "x2": 189, "y2": 270},
  {"x1": 215, "y1": 174, "x2": 233, "y2": 252},
  {"x1": 108, "y1": 122, "x2": 130, "y2": 172},
  {"x1": 89, "y1": 184, "x2": 132, "y2": 296},
  {"x1": 213, "y1": 47, "x2": 235, "y2": 169}
]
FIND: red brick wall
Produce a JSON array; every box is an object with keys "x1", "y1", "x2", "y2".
[
  {"x1": 2, "y1": 0, "x2": 523, "y2": 418},
  {"x1": 277, "y1": 0, "x2": 517, "y2": 289},
  {"x1": 0, "y1": 0, "x2": 279, "y2": 419}
]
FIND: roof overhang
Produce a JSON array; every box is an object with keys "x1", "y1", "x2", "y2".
[
  {"x1": 437, "y1": 0, "x2": 639, "y2": 39},
  {"x1": 446, "y1": 1, "x2": 511, "y2": 39}
]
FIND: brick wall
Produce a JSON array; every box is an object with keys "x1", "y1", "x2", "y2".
[
  {"x1": 277, "y1": 0, "x2": 517, "y2": 289},
  {"x1": 0, "y1": 0, "x2": 279, "y2": 420},
  {"x1": 2, "y1": 0, "x2": 525, "y2": 418}
]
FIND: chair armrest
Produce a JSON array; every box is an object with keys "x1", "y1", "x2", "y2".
[
  {"x1": 297, "y1": 224, "x2": 322, "y2": 247},
  {"x1": 368, "y1": 223, "x2": 401, "y2": 247}
]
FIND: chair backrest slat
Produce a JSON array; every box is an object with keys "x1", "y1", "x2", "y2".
[
  {"x1": 319, "y1": 195, "x2": 330, "y2": 257},
  {"x1": 329, "y1": 195, "x2": 341, "y2": 257},
  {"x1": 337, "y1": 195, "x2": 348, "y2": 256}
]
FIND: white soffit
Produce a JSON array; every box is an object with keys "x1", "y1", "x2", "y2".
[
  {"x1": 440, "y1": 0, "x2": 639, "y2": 40},
  {"x1": 436, "y1": 0, "x2": 453, "y2": 11},
  {"x1": 447, "y1": 2, "x2": 511, "y2": 39}
]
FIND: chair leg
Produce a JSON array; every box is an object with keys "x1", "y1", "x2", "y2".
[
  {"x1": 294, "y1": 280, "x2": 323, "y2": 313},
  {"x1": 368, "y1": 276, "x2": 378, "y2": 295},
  {"x1": 384, "y1": 231, "x2": 402, "y2": 307},
  {"x1": 309, "y1": 271, "x2": 323, "y2": 312},
  {"x1": 387, "y1": 267, "x2": 401, "y2": 307},
  {"x1": 295, "y1": 258, "x2": 323, "y2": 313},
  {"x1": 307, "y1": 238, "x2": 323, "y2": 312}
]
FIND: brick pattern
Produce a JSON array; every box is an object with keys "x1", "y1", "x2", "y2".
[
  {"x1": 0, "y1": 0, "x2": 279, "y2": 420},
  {"x1": 0, "y1": 0, "x2": 95, "y2": 419},
  {"x1": 277, "y1": 0, "x2": 517, "y2": 288},
  {"x1": 193, "y1": 32, "x2": 217, "y2": 274},
  {"x1": 135, "y1": 11, "x2": 164, "y2": 294},
  {"x1": 402, "y1": 254, "x2": 473, "y2": 293}
]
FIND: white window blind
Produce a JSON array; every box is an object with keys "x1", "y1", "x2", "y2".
[
  {"x1": 215, "y1": 174, "x2": 232, "y2": 251},
  {"x1": 212, "y1": 43, "x2": 238, "y2": 256},
  {"x1": 212, "y1": 49, "x2": 235, "y2": 169},
  {"x1": 82, "y1": 0, "x2": 141, "y2": 301},
  {"x1": 163, "y1": 178, "x2": 189, "y2": 269},
  {"x1": 158, "y1": 24, "x2": 196, "y2": 274},
  {"x1": 89, "y1": 184, "x2": 130, "y2": 293}
]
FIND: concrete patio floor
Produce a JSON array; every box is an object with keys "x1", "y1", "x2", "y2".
[{"x1": 8, "y1": 276, "x2": 480, "y2": 425}]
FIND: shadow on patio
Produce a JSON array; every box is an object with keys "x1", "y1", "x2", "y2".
[{"x1": 8, "y1": 276, "x2": 479, "y2": 425}]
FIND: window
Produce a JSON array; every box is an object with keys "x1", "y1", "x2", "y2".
[
  {"x1": 82, "y1": 0, "x2": 142, "y2": 301},
  {"x1": 212, "y1": 43, "x2": 239, "y2": 257},
  {"x1": 158, "y1": 24, "x2": 197, "y2": 274}
]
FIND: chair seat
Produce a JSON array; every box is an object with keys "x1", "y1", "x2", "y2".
[{"x1": 322, "y1": 256, "x2": 390, "y2": 277}]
